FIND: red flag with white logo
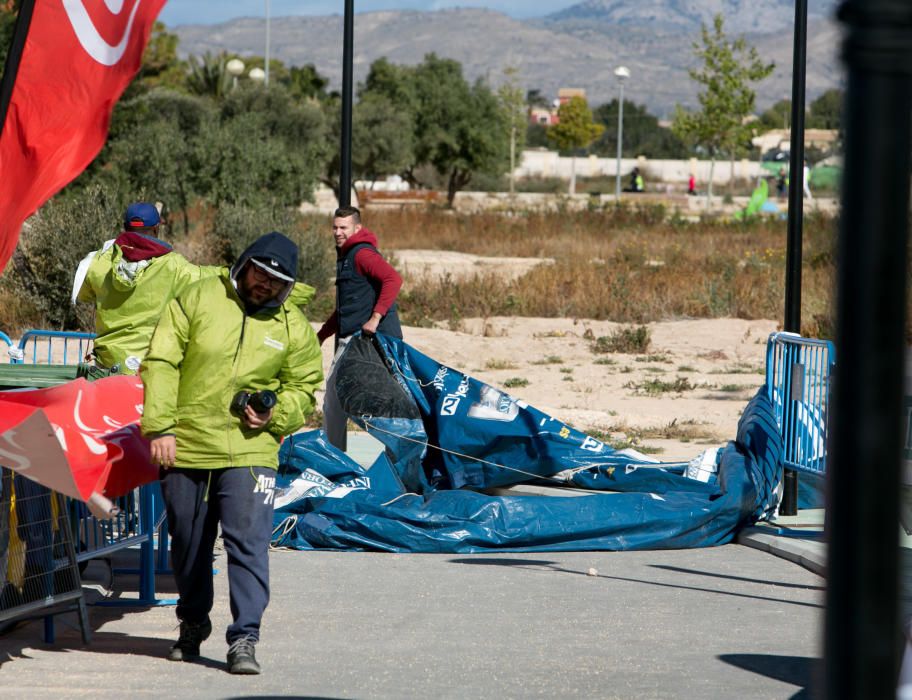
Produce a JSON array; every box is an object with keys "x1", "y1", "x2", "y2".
[
  {"x1": 0, "y1": 374, "x2": 156, "y2": 518},
  {"x1": 0, "y1": 0, "x2": 166, "y2": 275}
]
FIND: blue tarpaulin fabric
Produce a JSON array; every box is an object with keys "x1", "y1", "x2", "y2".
[{"x1": 271, "y1": 335, "x2": 783, "y2": 553}]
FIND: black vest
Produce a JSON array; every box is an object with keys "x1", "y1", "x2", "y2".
[{"x1": 336, "y1": 243, "x2": 402, "y2": 338}]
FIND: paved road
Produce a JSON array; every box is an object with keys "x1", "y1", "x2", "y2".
[{"x1": 1, "y1": 544, "x2": 822, "y2": 699}]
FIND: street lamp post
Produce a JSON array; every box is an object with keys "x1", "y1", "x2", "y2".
[
  {"x1": 226, "y1": 58, "x2": 244, "y2": 90},
  {"x1": 264, "y1": 0, "x2": 271, "y2": 86},
  {"x1": 340, "y1": 0, "x2": 354, "y2": 208},
  {"x1": 614, "y1": 66, "x2": 630, "y2": 202},
  {"x1": 249, "y1": 67, "x2": 266, "y2": 85}
]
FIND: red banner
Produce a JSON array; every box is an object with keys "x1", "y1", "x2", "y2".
[
  {"x1": 0, "y1": 0, "x2": 166, "y2": 275},
  {"x1": 0, "y1": 375, "x2": 157, "y2": 517}
]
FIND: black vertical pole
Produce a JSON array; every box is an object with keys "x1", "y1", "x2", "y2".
[
  {"x1": 825, "y1": 0, "x2": 912, "y2": 696},
  {"x1": 339, "y1": 0, "x2": 354, "y2": 207},
  {"x1": 780, "y1": 0, "x2": 809, "y2": 516},
  {"x1": 0, "y1": 0, "x2": 37, "y2": 138},
  {"x1": 333, "y1": 0, "x2": 355, "y2": 452}
]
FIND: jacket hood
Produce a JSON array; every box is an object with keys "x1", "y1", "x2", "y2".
[
  {"x1": 230, "y1": 231, "x2": 298, "y2": 309},
  {"x1": 339, "y1": 228, "x2": 379, "y2": 255},
  {"x1": 110, "y1": 244, "x2": 154, "y2": 291},
  {"x1": 115, "y1": 231, "x2": 172, "y2": 262}
]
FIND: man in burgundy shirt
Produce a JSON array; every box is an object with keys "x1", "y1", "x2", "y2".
[{"x1": 317, "y1": 206, "x2": 403, "y2": 450}]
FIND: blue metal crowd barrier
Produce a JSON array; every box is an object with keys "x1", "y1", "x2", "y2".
[
  {"x1": 5, "y1": 328, "x2": 172, "y2": 608},
  {"x1": 11, "y1": 329, "x2": 94, "y2": 365},
  {"x1": 765, "y1": 332, "x2": 836, "y2": 475},
  {"x1": 0, "y1": 330, "x2": 12, "y2": 351},
  {"x1": 1, "y1": 470, "x2": 91, "y2": 644}
]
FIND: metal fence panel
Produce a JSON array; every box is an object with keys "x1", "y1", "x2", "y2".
[
  {"x1": 2, "y1": 329, "x2": 171, "y2": 610},
  {"x1": 0, "y1": 469, "x2": 90, "y2": 642},
  {"x1": 12, "y1": 329, "x2": 94, "y2": 365},
  {"x1": 765, "y1": 332, "x2": 836, "y2": 475}
]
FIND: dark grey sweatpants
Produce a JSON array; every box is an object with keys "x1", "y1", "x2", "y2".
[{"x1": 160, "y1": 466, "x2": 276, "y2": 643}]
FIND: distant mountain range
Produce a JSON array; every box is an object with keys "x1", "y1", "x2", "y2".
[{"x1": 170, "y1": 0, "x2": 845, "y2": 117}]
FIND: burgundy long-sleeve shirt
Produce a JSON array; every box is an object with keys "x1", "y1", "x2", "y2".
[{"x1": 317, "y1": 228, "x2": 402, "y2": 343}]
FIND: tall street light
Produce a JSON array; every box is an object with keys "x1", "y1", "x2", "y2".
[
  {"x1": 264, "y1": 0, "x2": 271, "y2": 86},
  {"x1": 614, "y1": 66, "x2": 630, "y2": 202},
  {"x1": 779, "y1": 0, "x2": 809, "y2": 517},
  {"x1": 340, "y1": 0, "x2": 354, "y2": 208},
  {"x1": 249, "y1": 67, "x2": 266, "y2": 85},
  {"x1": 226, "y1": 58, "x2": 244, "y2": 90}
]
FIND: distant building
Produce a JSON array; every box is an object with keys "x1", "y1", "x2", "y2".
[
  {"x1": 528, "y1": 88, "x2": 588, "y2": 126},
  {"x1": 557, "y1": 87, "x2": 587, "y2": 105},
  {"x1": 529, "y1": 106, "x2": 558, "y2": 126},
  {"x1": 752, "y1": 128, "x2": 840, "y2": 156}
]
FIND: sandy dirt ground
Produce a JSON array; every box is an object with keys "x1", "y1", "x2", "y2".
[
  {"x1": 315, "y1": 249, "x2": 781, "y2": 463},
  {"x1": 392, "y1": 249, "x2": 553, "y2": 281}
]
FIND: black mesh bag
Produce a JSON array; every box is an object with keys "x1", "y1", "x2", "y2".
[{"x1": 334, "y1": 335, "x2": 420, "y2": 420}]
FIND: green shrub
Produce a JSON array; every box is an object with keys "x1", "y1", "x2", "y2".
[
  {"x1": 624, "y1": 376, "x2": 696, "y2": 395},
  {"x1": 211, "y1": 204, "x2": 335, "y2": 296},
  {"x1": 0, "y1": 185, "x2": 122, "y2": 331},
  {"x1": 514, "y1": 176, "x2": 565, "y2": 194},
  {"x1": 470, "y1": 171, "x2": 509, "y2": 192},
  {"x1": 590, "y1": 325, "x2": 651, "y2": 354}
]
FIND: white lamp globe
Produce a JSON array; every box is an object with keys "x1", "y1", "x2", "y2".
[{"x1": 226, "y1": 58, "x2": 245, "y2": 77}]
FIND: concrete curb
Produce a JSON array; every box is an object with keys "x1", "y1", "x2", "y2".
[{"x1": 737, "y1": 527, "x2": 826, "y2": 577}]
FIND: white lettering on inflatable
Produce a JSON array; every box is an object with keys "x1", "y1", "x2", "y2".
[
  {"x1": 440, "y1": 375, "x2": 470, "y2": 415},
  {"x1": 432, "y1": 367, "x2": 448, "y2": 393},
  {"x1": 440, "y1": 396, "x2": 460, "y2": 416},
  {"x1": 580, "y1": 436, "x2": 604, "y2": 453}
]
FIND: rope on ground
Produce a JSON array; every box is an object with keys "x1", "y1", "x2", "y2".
[{"x1": 361, "y1": 415, "x2": 576, "y2": 485}]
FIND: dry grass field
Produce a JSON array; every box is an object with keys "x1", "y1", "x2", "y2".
[
  {"x1": 302, "y1": 207, "x2": 833, "y2": 459},
  {"x1": 365, "y1": 207, "x2": 837, "y2": 338}
]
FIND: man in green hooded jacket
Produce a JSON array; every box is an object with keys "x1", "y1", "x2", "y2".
[
  {"x1": 141, "y1": 231, "x2": 323, "y2": 675},
  {"x1": 73, "y1": 202, "x2": 220, "y2": 373}
]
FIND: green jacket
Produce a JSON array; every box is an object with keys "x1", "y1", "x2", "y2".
[
  {"x1": 76, "y1": 244, "x2": 315, "y2": 374},
  {"x1": 140, "y1": 270, "x2": 324, "y2": 470},
  {"x1": 76, "y1": 244, "x2": 219, "y2": 373}
]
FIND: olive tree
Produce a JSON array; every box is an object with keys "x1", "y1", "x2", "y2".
[{"x1": 359, "y1": 54, "x2": 511, "y2": 207}]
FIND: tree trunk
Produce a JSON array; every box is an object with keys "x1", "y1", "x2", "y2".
[
  {"x1": 447, "y1": 168, "x2": 472, "y2": 208},
  {"x1": 569, "y1": 155, "x2": 576, "y2": 196},
  {"x1": 706, "y1": 158, "x2": 716, "y2": 207},
  {"x1": 400, "y1": 168, "x2": 416, "y2": 190},
  {"x1": 509, "y1": 125, "x2": 516, "y2": 196}
]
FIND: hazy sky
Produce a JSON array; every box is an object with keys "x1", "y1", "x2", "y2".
[{"x1": 158, "y1": 1, "x2": 582, "y2": 27}]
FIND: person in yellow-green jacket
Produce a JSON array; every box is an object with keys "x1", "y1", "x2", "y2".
[
  {"x1": 72, "y1": 202, "x2": 220, "y2": 373},
  {"x1": 140, "y1": 231, "x2": 323, "y2": 675}
]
